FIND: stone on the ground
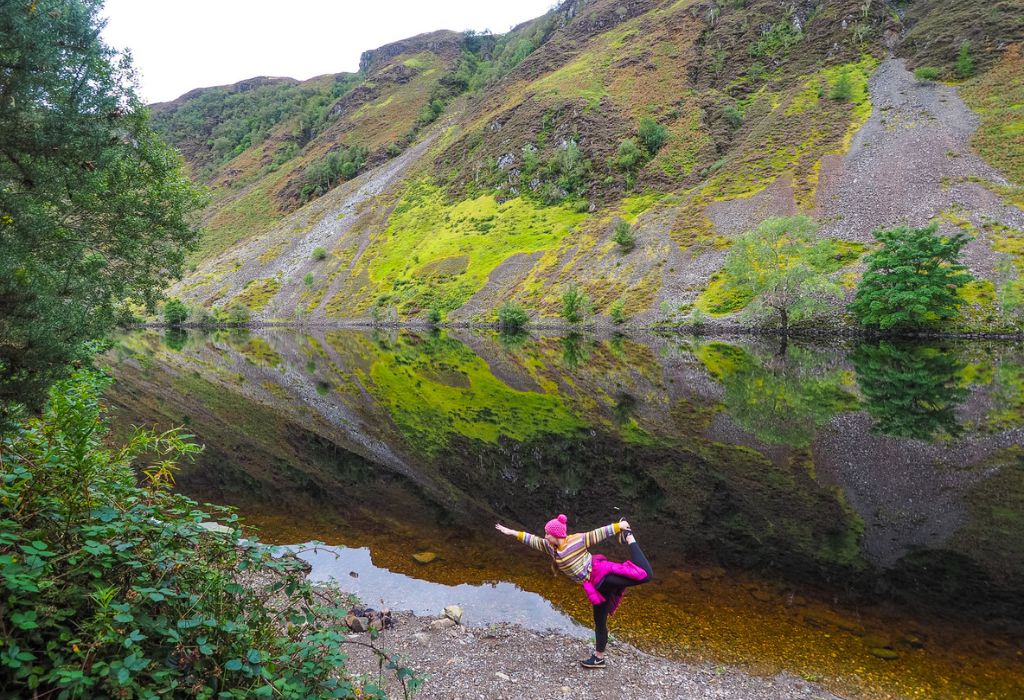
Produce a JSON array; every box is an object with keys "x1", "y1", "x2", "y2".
[
  {"x1": 495, "y1": 672, "x2": 511, "y2": 681},
  {"x1": 413, "y1": 551, "x2": 437, "y2": 564},
  {"x1": 443, "y1": 604, "x2": 463, "y2": 624},
  {"x1": 344, "y1": 614, "x2": 369, "y2": 633},
  {"x1": 198, "y1": 521, "x2": 233, "y2": 534},
  {"x1": 430, "y1": 617, "x2": 457, "y2": 630}
]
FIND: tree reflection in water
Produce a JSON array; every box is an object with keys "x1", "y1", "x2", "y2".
[
  {"x1": 699, "y1": 340, "x2": 858, "y2": 447},
  {"x1": 852, "y1": 340, "x2": 967, "y2": 441}
]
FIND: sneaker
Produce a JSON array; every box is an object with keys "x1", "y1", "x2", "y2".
[{"x1": 580, "y1": 654, "x2": 606, "y2": 669}]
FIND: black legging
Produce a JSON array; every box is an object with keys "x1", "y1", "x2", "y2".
[{"x1": 592, "y1": 540, "x2": 653, "y2": 652}]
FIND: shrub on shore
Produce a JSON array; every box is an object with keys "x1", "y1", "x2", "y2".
[
  {"x1": 497, "y1": 301, "x2": 529, "y2": 332},
  {"x1": 0, "y1": 369, "x2": 418, "y2": 699}
]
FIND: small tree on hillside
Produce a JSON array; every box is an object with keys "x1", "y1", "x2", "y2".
[
  {"x1": 638, "y1": 117, "x2": 668, "y2": 156},
  {"x1": 561, "y1": 284, "x2": 591, "y2": 325},
  {"x1": 850, "y1": 223, "x2": 973, "y2": 331},
  {"x1": 163, "y1": 298, "x2": 189, "y2": 327},
  {"x1": 720, "y1": 216, "x2": 840, "y2": 334},
  {"x1": 612, "y1": 220, "x2": 636, "y2": 252}
]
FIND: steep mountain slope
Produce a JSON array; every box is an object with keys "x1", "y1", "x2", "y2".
[{"x1": 156, "y1": 0, "x2": 1024, "y2": 331}]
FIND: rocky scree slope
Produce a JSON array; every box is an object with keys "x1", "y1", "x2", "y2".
[{"x1": 157, "y1": 0, "x2": 1024, "y2": 331}]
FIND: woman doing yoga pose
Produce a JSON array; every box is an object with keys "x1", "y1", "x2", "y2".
[{"x1": 495, "y1": 514, "x2": 653, "y2": 668}]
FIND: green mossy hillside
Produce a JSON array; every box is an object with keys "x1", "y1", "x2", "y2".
[{"x1": 343, "y1": 181, "x2": 587, "y2": 315}]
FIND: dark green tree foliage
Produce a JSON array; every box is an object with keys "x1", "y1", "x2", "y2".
[
  {"x1": 852, "y1": 341, "x2": 967, "y2": 440},
  {"x1": 614, "y1": 138, "x2": 644, "y2": 174},
  {"x1": 612, "y1": 221, "x2": 636, "y2": 252},
  {"x1": 0, "y1": 370, "x2": 418, "y2": 698},
  {"x1": 722, "y1": 104, "x2": 744, "y2": 128},
  {"x1": 299, "y1": 145, "x2": 368, "y2": 201},
  {"x1": 830, "y1": 70, "x2": 854, "y2": 101},
  {"x1": 0, "y1": 0, "x2": 205, "y2": 411},
  {"x1": 954, "y1": 42, "x2": 975, "y2": 79},
  {"x1": 850, "y1": 223, "x2": 973, "y2": 331},
  {"x1": 497, "y1": 300, "x2": 529, "y2": 332},
  {"x1": 637, "y1": 117, "x2": 667, "y2": 156},
  {"x1": 163, "y1": 298, "x2": 189, "y2": 327},
  {"x1": 614, "y1": 118, "x2": 666, "y2": 186}
]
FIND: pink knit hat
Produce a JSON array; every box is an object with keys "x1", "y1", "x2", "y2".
[{"x1": 544, "y1": 514, "x2": 568, "y2": 539}]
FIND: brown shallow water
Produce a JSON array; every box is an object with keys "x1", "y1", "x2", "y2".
[
  {"x1": 105, "y1": 328, "x2": 1024, "y2": 699},
  {"x1": 242, "y1": 511, "x2": 1021, "y2": 700}
]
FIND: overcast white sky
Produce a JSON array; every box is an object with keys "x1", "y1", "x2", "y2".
[{"x1": 101, "y1": 1, "x2": 556, "y2": 104}]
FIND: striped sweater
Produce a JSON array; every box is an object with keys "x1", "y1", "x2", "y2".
[{"x1": 517, "y1": 522, "x2": 622, "y2": 583}]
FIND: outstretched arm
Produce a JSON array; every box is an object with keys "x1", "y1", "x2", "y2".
[
  {"x1": 583, "y1": 520, "x2": 626, "y2": 547},
  {"x1": 495, "y1": 523, "x2": 550, "y2": 554}
]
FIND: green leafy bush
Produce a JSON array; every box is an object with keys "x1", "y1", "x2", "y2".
[
  {"x1": 914, "y1": 66, "x2": 941, "y2": 83},
  {"x1": 638, "y1": 117, "x2": 667, "y2": 156},
  {"x1": 304, "y1": 272, "x2": 315, "y2": 287},
  {"x1": 850, "y1": 223, "x2": 972, "y2": 331},
  {"x1": 954, "y1": 42, "x2": 975, "y2": 79},
  {"x1": 226, "y1": 304, "x2": 251, "y2": 327},
  {"x1": 427, "y1": 307, "x2": 443, "y2": 326},
  {"x1": 609, "y1": 299, "x2": 627, "y2": 325},
  {"x1": 497, "y1": 301, "x2": 529, "y2": 332},
  {"x1": 748, "y1": 21, "x2": 803, "y2": 59},
  {"x1": 722, "y1": 104, "x2": 744, "y2": 128},
  {"x1": 561, "y1": 285, "x2": 591, "y2": 325},
  {"x1": 0, "y1": 369, "x2": 419, "y2": 699},
  {"x1": 539, "y1": 140, "x2": 592, "y2": 204},
  {"x1": 163, "y1": 299, "x2": 189, "y2": 327},
  {"x1": 615, "y1": 138, "x2": 644, "y2": 174},
  {"x1": 312, "y1": 247, "x2": 328, "y2": 261},
  {"x1": 612, "y1": 221, "x2": 636, "y2": 252}
]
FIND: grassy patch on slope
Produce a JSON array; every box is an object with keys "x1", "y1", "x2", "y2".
[
  {"x1": 357, "y1": 181, "x2": 587, "y2": 314},
  {"x1": 962, "y1": 45, "x2": 1024, "y2": 191}
]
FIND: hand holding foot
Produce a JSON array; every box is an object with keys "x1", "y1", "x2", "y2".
[{"x1": 618, "y1": 519, "x2": 636, "y2": 544}]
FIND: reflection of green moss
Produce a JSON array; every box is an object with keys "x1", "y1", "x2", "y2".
[
  {"x1": 364, "y1": 332, "x2": 586, "y2": 453},
  {"x1": 234, "y1": 335, "x2": 282, "y2": 368},
  {"x1": 851, "y1": 341, "x2": 967, "y2": 441},
  {"x1": 697, "y1": 341, "x2": 859, "y2": 446},
  {"x1": 984, "y1": 363, "x2": 1024, "y2": 432}
]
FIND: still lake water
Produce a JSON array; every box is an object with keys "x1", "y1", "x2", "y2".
[{"x1": 106, "y1": 329, "x2": 1024, "y2": 699}]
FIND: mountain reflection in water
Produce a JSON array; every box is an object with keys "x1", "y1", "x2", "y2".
[{"x1": 106, "y1": 329, "x2": 1024, "y2": 700}]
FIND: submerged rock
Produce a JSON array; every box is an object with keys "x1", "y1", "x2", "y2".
[
  {"x1": 413, "y1": 551, "x2": 437, "y2": 564},
  {"x1": 869, "y1": 647, "x2": 900, "y2": 660}
]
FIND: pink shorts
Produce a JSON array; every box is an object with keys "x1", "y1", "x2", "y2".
[{"x1": 581, "y1": 555, "x2": 648, "y2": 613}]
